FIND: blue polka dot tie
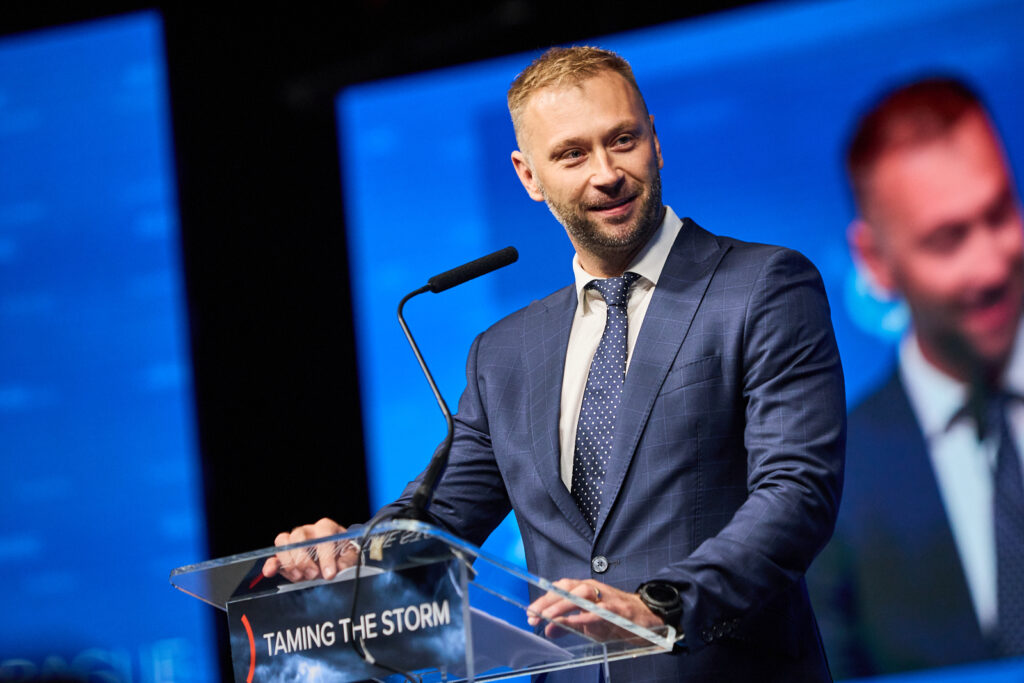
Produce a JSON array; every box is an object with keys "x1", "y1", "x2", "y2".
[
  {"x1": 571, "y1": 272, "x2": 640, "y2": 529},
  {"x1": 991, "y1": 393, "x2": 1024, "y2": 655}
]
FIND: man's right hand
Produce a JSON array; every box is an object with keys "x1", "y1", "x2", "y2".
[{"x1": 261, "y1": 517, "x2": 357, "y2": 582}]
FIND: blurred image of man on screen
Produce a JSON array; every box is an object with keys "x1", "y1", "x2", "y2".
[
  {"x1": 265, "y1": 46, "x2": 845, "y2": 681},
  {"x1": 810, "y1": 77, "x2": 1024, "y2": 677}
]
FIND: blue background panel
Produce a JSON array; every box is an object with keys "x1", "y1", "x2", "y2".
[{"x1": 0, "y1": 13, "x2": 215, "y2": 682}]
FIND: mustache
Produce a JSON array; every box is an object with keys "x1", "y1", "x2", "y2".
[
  {"x1": 583, "y1": 191, "x2": 641, "y2": 211},
  {"x1": 963, "y1": 281, "x2": 1015, "y2": 309}
]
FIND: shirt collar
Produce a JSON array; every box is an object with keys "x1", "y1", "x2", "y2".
[
  {"x1": 571, "y1": 205, "x2": 683, "y2": 303},
  {"x1": 899, "y1": 322, "x2": 1024, "y2": 437},
  {"x1": 899, "y1": 333, "x2": 966, "y2": 438}
]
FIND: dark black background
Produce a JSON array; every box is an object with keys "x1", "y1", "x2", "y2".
[{"x1": 1, "y1": 2, "x2": 760, "y2": 676}]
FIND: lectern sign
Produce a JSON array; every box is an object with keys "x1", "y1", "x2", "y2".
[
  {"x1": 226, "y1": 560, "x2": 465, "y2": 683},
  {"x1": 171, "y1": 520, "x2": 676, "y2": 682}
]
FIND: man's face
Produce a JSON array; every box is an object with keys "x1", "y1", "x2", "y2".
[
  {"x1": 510, "y1": 70, "x2": 664, "y2": 275},
  {"x1": 854, "y1": 109, "x2": 1024, "y2": 378}
]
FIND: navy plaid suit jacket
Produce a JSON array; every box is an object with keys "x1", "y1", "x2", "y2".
[{"x1": 382, "y1": 218, "x2": 846, "y2": 681}]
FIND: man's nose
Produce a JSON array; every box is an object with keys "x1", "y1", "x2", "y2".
[
  {"x1": 589, "y1": 150, "x2": 624, "y2": 190},
  {"x1": 967, "y1": 222, "x2": 1022, "y2": 286}
]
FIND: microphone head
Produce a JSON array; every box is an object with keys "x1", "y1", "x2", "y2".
[{"x1": 427, "y1": 246, "x2": 518, "y2": 293}]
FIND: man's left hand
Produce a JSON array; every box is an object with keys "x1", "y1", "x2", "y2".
[{"x1": 526, "y1": 578, "x2": 665, "y2": 640}]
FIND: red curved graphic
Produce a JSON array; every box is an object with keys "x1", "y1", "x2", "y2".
[{"x1": 241, "y1": 614, "x2": 256, "y2": 683}]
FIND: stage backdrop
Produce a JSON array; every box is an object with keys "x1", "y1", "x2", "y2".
[
  {"x1": 0, "y1": 13, "x2": 216, "y2": 682},
  {"x1": 337, "y1": 0, "x2": 1024, "y2": 680}
]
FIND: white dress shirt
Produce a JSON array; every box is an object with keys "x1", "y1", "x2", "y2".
[
  {"x1": 558, "y1": 206, "x2": 684, "y2": 489},
  {"x1": 899, "y1": 326, "x2": 1024, "y2": 634}
]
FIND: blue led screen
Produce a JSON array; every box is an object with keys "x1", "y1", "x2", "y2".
[
  {"x1": 338, "y1": 0, "x2": 1024, "y2": 680},
  {"x1": 0, "y1": 13, "x2": 216, "y2": 682}
]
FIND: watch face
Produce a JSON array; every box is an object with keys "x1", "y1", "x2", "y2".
[
  {"x1": 640, "y1": 582, "x2": 683, "y2": 628},
  {"x1": 644, "y1": 583, "x2": 678, "y2": 605}
]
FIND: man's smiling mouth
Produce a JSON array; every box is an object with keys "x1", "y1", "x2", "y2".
[{"x1": 590, "y1": 195, "x2": 638, "y2": 213}]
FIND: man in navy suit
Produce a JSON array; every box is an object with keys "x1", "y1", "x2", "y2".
[
  {"x1": 808, "y1": 78, "x2": 1024, "y2": 678},
  {"x1": 266, "y1": 46, "x2": 845, "y2": 681}
]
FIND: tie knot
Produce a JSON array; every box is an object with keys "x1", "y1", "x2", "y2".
[
  {"x1": 963, "y1": 384, "x2": 1016, "y2": 442},
  {"x1": 587, "y1": 272, "x2": 640, "y2": 308}
]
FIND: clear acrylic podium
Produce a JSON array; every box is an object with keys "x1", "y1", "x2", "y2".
[{"x1": 170, "y1": 519, "x2": 676, "y2": 682}]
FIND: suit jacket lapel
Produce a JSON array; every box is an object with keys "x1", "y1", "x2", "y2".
[
  {"x1": 595, "y1": 220, "x2": 728, "y2": 536},
  {"x1": 523, "y1": 285, "x2": 593, "y2": 537},
  {"x1": 873, "y1": 374, "x2": 991, "y2": 657}
]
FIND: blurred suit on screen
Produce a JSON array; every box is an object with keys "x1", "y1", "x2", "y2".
[{"x1": 809, "y1": 77, "x2": 1024, "y2": 677}]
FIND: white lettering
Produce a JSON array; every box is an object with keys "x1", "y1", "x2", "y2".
[
  {"x1": 419, "y1": 603, "x2": 434, "y2": 628},
  {"x1": 432, "y1": 600, "x2": 450, "y2": 626},
  {"x1": 399, "y1": 530, "x2": 423, "y2": 544},
  {"x1": 258, "y1": 601, "x2": 453, "y2": 658},
  {"x1": 404, "y1": 605, "x2": 420, "y2": 631},
  {"x1": 338, "y1": 618, "x2": 352, "y2": 643},
  {"x1": 305, "y1": 625, "x2": 321, "y2": 649},
  {"x1": 286, "y1": 628, "x2": 303, "y2": 653},
  {"x1": 363, "y1": 612, "x2": 378, "y2": 639},
  {"x1": 381, "y1": 610, "x2": 395, "y2": 636},
  {"x1": 262, "y1": 622, "x2": 339, "y2": 656},
  {"x1": 322, "y1": 621, "x2": 336, "y2": 647}
]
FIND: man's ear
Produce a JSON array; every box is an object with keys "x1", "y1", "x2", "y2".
[
  {"x1": 849, "y1": 218, "x2": 897, "y2": 294},
  {"x1": 511, "y1": 150, "x2": 546, "y2": 202},
  {"x1": 651, "y1": 115, "x2": 663, "y2": 170}
]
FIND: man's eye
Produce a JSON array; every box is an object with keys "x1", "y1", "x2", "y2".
[
  {"x1": 561, "y1": 149, "x2": 584, "y2": 160},
  {"x1": 922, "y1": 225, "x2": 967, "y2": 254},
  {"x1": 614, "y1": 134, "x2": 636, "y2": 146},
  {"x1": 984, "y1": 191, "x2": 1018, "y2": 227}
]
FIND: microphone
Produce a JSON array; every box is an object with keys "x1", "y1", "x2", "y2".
[
  {"x1": 426, "y1": 246, "x2": 519, "y2": 293},
  {"x1": 396, "y1": 246, "x2": 519, "y2": 519}
]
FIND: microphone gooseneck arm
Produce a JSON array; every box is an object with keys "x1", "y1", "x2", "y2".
[
  {"x1": 351, "y1": 246, "x2": 517, "y2": 676},
  {"x1": 397, "y1": 285, "x2": 455, "y2": 519},
  {"x1": 394, "y1": 246, "x2": 519, "y2": 520}
]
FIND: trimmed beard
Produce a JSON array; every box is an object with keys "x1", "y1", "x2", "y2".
[{"x1": 543, "y1": 171, "x2": 663, "y2": 261}]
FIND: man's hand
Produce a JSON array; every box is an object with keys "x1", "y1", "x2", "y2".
[
  {"x1": 526, "y1": 578, "x2": 665, "y2": 641},
  {"x1": 261, "y1": 517, "x2": 357, "y2": 582}
]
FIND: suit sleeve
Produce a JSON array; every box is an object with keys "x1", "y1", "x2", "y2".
[{"x1": 652, "y1": 247, "x2": 846, "y2": 649}]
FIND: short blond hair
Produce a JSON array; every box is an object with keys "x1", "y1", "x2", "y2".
[{"x1": 507, "y1": 46, "x2": 647, "y2": 146}]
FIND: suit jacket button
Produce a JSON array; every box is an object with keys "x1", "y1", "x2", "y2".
[{"x1": 591, "y1": 556, "x2": 609, "y2": 573}]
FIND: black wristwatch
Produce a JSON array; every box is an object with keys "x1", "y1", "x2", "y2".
[{"x1": 637, "y1": 581, "x2": 683, "y2": 628}]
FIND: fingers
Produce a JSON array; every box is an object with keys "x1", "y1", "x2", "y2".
[
  {"x1": 290, "y1": 526, "x2": 319, "y2": 580},
  {"x1": 526, "y1": 579, "x2": 661, "y2": 641},
  {"x1": 541, "y1": 582, "x2": 607, "y2": 638},
  {"x1": 270, "y1": 529, "x2": 309, "y2": 582},
  {"x1": 526, "y1": 578, "x2": 573, "y2": 626},
  {"x1": 261, "y1": 531, "x2": 300, "y2": 580},
  {"x1": 311, "y1": 517, "x2": 350, "y2": 580},
  {"x1": 527, "y1": 579, "x2": 606, "y2": 628},
  {"x1": 261, "y1": 518, "x2": 347, "y2": 582},
  {"x1": 262, "y1": 555, "x2": 281, "y2": 577}
]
